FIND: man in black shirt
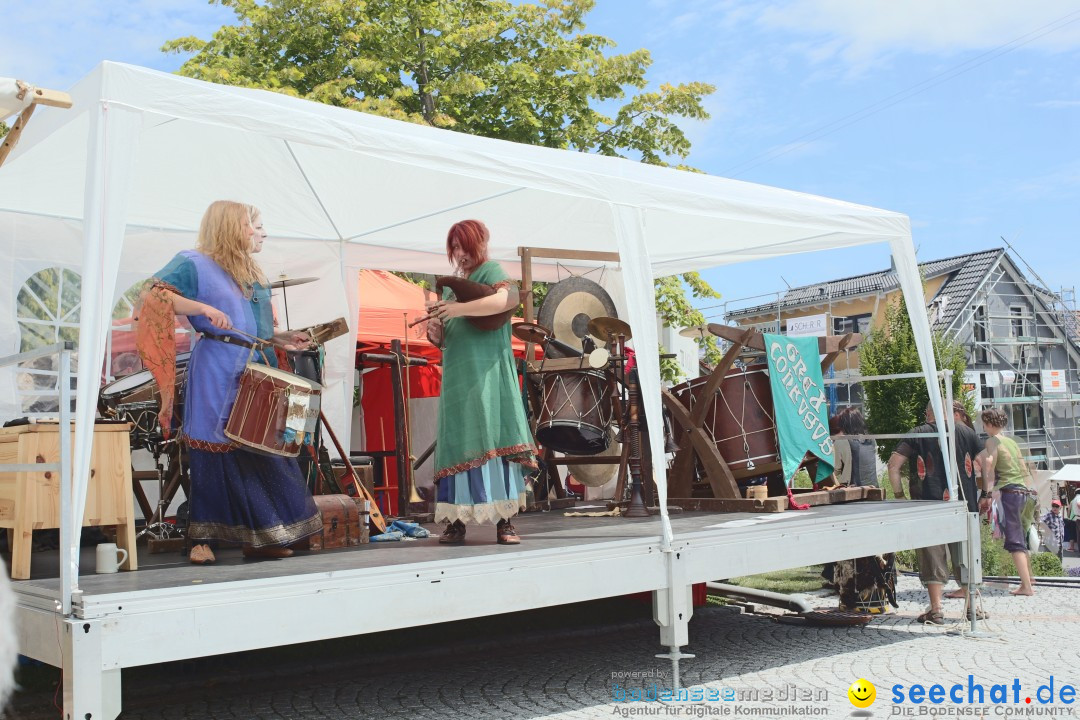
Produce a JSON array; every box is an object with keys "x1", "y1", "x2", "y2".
[{"x1": 887, "y1": 400, "x2": 983, "y2": 624}]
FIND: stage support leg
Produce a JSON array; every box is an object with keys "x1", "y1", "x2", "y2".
[
  {"x1": 63, "y1": 617, "x2": 121, "y2": 720},
  {"x1": 956, "y1": 511, "x2": 995, "y2": 638},
  {"x1": 653, "y1": 550, "x2": 695, "y2": 689}
]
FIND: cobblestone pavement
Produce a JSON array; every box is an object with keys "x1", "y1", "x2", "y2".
[{"x1": 8, "y1": 575, "x2": 1079, "y2": 719}]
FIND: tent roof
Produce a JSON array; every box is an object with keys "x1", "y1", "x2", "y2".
[
  {"x1": 0, "y1": 62, "x2": 911, "y2": 280},
  {"x1": 1051, "y1": 464, "x2": 1080, "y2": 483}
]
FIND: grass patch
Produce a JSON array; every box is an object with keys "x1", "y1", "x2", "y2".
[{"x1": 726, "y1": 566, "x2": 825, "y2": 594}]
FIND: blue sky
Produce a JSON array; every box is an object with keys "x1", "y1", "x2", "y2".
[{"x1": 2, "y1": 1, "x2": 1078, "y2": 319}]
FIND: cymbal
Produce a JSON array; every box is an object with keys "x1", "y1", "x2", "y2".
[
  {"x1": 587, "y1": 316, "x2": 632, "y2": 341},
  {"x1": 511, "y1": 321, "x2": 552, "y2": 345},
  {"x1": 269, "y1": 276, "x2": 318, "y2": 289},
  {"x1": 678, "y1": 325, "x2": 710, "y2": 338}
]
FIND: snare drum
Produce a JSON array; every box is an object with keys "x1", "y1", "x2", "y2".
[
  {"x1": 671, "y1": 363, "x2": 780, "y2": 478},
  {"x1": 98, "y1": 353, "x2": 190, "y2": 434},
  {"x1": 224, "y1": 363, "x2": 323, "y2": 457},
  {"x1": 535, "y1": 370, "x2": 612, "y2": 455}
]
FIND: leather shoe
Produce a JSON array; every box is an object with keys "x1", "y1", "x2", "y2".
[
  {"x1": 439, "y1": 520, "x2": 466, "y2": 545},
  {"x1": 189, "y1": 544, "x2": 216, "y2": 565},
  {"x1": 242, "y1": 545, "x2": 294, "y2": 559},
  {"x1": 496, "y1": 519, "x2": 521, "y2": 545}
]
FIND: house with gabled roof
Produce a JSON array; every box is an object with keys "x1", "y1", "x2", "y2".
[{"x1": 725, "y1": 248, "x2": 1080, "y2": 470}]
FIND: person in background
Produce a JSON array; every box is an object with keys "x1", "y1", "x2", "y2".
[
  {"x1": 829, "y1": 414, "x2": 851, "y2": 488},
  {"x1": 837, "y1": 407, "x2": 878, "y2": 487},
  {"x1": 1041, "y1": 499, "x2": 1065, "y2": 556},
  {"x1": 888, "y1": 399, "x2": 984, "y2": 624},
  {"x1": 979, "y1": 407, "x2": 1036, "y2": 596},
  {"x1": 1068, "y1": 491, "x2": 1080, "y2": 553}
]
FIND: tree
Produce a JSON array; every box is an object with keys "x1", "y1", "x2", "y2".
[
  {"x1": 859, "y1": 293, "x2": 971, "y2": 463},
  {"x1": 164, "y1": 0, "x2": 720, "y2": 377},
  {"x1": 0, "y1": 121, "x2": 8, "y2": 140}
]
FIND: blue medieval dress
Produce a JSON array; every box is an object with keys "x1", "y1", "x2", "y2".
[{"x1": 148, "y1": 250, "x2": 321, "y2": 547}]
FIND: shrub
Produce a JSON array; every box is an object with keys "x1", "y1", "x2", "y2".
[{"x1": 1029, "y1": 552, "x2": 1064, "y2": 577}]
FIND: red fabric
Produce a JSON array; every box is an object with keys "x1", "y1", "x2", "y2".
[{"x1": 786, "y1": 487, "x2": 811, "y2": 510}]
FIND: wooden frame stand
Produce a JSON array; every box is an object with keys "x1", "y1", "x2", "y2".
[{"x1": 666, "y1": 325, "x2": 872, "y2": 513}]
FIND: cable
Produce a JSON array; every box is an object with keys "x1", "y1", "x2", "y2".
[{"x1": 721, "y1": 9, "x2": 1080, "y2": 178}]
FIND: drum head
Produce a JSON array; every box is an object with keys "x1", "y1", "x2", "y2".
[
  {"x1": 101, "y1": 370, "x2": 153, "y2": 399},
  {"x1": 536, "y1": 421, "x2": 609, "y2": 456}
]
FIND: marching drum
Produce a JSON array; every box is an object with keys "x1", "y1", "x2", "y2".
[
  {"x1": 535, "y1": 369, "x2": 613, "y2": 456},
  {"x1": 224, "y1": 363, "x2": 323, "y2": 457},
  {"x1": 670, "y1": 363, "x2": 780, "y2": 478}
]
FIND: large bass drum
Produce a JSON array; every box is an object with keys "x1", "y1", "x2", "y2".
[
  {"x1": 534, "y1": 370, "x2": 612, "y2": 456},
  {"x1": 670, "y1": 363, "x2": 780, "y2": 479}
]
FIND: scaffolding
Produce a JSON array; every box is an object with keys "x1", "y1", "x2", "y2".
[{"x1": 956, "y1": 253, "x2": 1080, "y2": 469}]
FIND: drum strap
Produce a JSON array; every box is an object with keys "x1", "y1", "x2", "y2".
[{"x1": 201, "y1": 331, "x2": 257, "y2": 350}]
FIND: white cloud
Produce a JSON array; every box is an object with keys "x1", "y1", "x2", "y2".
[
  {"x1": 756, "y1": 1, "x2": 1080, "y2": 66},
  {"x1": 0, "y1": 0, "x2": 233, "y2": 89},
  {"x1": 1036, "y1": 99, "x2": 1080, "y2": 108}
]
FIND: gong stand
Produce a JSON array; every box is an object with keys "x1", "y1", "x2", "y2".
[
  {"x1": 518, "y1": 246, "x2": 625, "y2": 509},
  {"x1": 665, "y1": 325, "x2": 875, "y2": 513}
]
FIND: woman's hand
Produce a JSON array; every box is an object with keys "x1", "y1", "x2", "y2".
[
  {"x1": 426, "y1": 300, "x2": 463, "y2": 322},
  {"x1": 274, "y1": 330, "x2": 313, "y2": 351},
  {"x1": 201, "y1": 304, "x2": 231, "y2": 330}
]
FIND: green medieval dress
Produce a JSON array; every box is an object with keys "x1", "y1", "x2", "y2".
[{"x1": 434, "y1": 261, "x2": 537, "y2": 525}]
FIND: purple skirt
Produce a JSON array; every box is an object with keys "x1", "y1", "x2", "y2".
[{"x1": 187, "y1": 448, "x2": 321, "y2": 547}]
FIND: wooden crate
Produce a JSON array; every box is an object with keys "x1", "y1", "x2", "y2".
[{"x1": 0, "y1": 423, "x2": 137, "y2": 579}]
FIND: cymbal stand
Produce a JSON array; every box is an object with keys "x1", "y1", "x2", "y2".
[{"x1": 139, "y1": 435, "x2": 181, "y2": 541}]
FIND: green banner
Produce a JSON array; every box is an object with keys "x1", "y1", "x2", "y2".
[{"x1": 763, "y1": 333, "x2": 835, "y2": 484}]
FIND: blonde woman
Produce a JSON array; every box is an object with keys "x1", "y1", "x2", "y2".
[{"x1": 138, "y1": 201, "x2": 320, "y2": 564}]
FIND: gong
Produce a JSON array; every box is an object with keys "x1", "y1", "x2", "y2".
[{"x1": 536, "y1": 277, "x2": 618, "y2": 358}]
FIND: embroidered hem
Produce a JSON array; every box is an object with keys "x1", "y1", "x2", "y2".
[
  {"x1": 188, "y1": 512, "x2": 322, "y2": 548},
  {"x1": 435, "y1": 496, "x2": 526, "y2": 526},
  {"x1": 434, "y1": 443, "x2": 539, "y2": 480},
  {"x1": 184, "y1": 435, "x2": 238, "y2": 453}
]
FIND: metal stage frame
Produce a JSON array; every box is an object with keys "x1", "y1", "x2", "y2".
[{"x1": 12, "y1": 501, "x2": 970, "y2": 720}]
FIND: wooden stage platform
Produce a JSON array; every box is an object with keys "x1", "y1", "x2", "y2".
[{"x1": 11, "y1": 499, "x2": 971, "y2": 720}]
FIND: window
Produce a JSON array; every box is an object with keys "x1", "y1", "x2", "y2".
[
  {"x1": 1010, "y1": 306, "x2": 1026, "y2": 339},
  {"x1": 980, "y1": 372, "x2": 995, "y2": 401},
  {"x1": 16, "y1": 268, "x2": 82, "y2": 414},
  {"x1": 832, "y1": 314, "x2": 872, "y2": 336},
  {"x1": 834, "y1": 382, "x2": 864, "y2": 407},
  {"x1": 972, "y1": 305, "x2": 989, "y2": 364}
]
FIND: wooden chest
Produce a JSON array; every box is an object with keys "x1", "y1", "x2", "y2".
[
  {"x1": 0, "y1": 422, "x2": 137, "y2": 579},
  {"x1": 303, "y1": 494, "x2": 367, "y2": 550}
]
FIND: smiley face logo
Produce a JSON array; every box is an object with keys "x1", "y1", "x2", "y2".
[{"x1": 848, "y1": 679, "x2": 876, "y2": 708}]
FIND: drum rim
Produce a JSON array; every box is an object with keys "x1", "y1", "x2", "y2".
[{"x1": 242, "y1": 363, "x2": 324, "y2": 391}]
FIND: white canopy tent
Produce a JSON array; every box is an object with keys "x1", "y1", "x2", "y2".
[{"x1": 0, "y1": 62, "x2": 944, "y2": 590}]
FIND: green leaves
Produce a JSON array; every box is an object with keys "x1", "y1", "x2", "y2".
[
  {"x1": 166, "y1": 0, "x2": 720, "y2": 363},
  {"x1": 860, "y1": 293, "x2": 971, "y2": 462}
]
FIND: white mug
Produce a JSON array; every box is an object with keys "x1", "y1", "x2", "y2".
[{"x1": 95, "y1": 543, "x2": 128, "y2": 574}]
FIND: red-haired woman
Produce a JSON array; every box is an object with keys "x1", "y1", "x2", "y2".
[{"x1": 424, "y1": 220, "x2": 537, "y2": 545}]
